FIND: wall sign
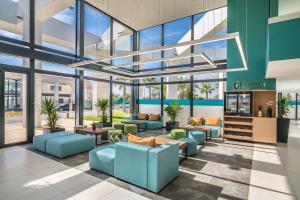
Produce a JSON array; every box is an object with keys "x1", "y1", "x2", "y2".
[{"x1": 233, "y1": 81, "x2": 267, "y2": 90}]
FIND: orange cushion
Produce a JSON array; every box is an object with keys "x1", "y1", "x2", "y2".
[
  {"x1": 205, "y1": 117, "x2": 221, "y2": 126},
  {"x1": 137, "y1": 113, "x2": 148, "y2": 120},
  {"x1": 128, "y1": 134, "x2": 155, "y2": 147},
  {"x1": 188, "y1": 117, "x2": 202, "y2": 125},
  {"x1": 149, "y1": 114, "x2": 160, "y2": 121}
]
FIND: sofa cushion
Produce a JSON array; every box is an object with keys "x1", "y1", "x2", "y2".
[
  {"x1": 128, "y1": 134, "x2": 155, "y2": 147},
  {"x1": 45, "y1": 134, "x2": 94, "y2": 158},
  {"x1": 188, "y1": 116, "x2": 202, "y2": 125},
  {"x1": 138, "y1": 113, "x2": 148, "y2": 120},
  {"x1": 146, "y1": 120, "x2": 163, "y2": 130},
  {"x1": 32, "y1": 132, "x2": 73, "y2": 152},
  {"x1": 205, "y1": 117, "x2": 221, "y2": 126},
  {"x1": 149, "y1": 114, "x2": 161, "y2": 121}
]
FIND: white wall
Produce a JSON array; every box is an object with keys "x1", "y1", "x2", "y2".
[
  {"x1": 193, "y1": 106, "x2": 223, "y2": 118},
  {"x1": 139, "y1": 105, "x2": 161, "y2": 115},
  {"x1": 276, "y1": 78, "x2": 300, "y2": 92}
]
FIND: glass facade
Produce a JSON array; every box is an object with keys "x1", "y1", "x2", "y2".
[{"x1": 0, "y1": 2, "x2": 227, "y2": 146}]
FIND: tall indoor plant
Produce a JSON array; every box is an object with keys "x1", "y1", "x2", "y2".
[
  {"x1": 277, "y1": 95, "x2": 291, "y2": 143},
  {"x1": 164, "y1": 101, "x2": 182, "y2": 131},
  {"x1": 95, "y1": 98, "x2": 112, "y2": 127},
  {"x1": 41, "y1": 98, "x2": 64, "y2": 133}
]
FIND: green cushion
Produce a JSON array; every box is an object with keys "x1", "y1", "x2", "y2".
[
  {"x1": 102, "y1": 127, "x2": 115, "y2": 131},
  {"x1": 124, "y1": 124, "x2": 138, "y2": 135},
  {"x1": 171, "y1": 129, "x2": 186, "y2": 139},
  {"x1": 156, "y1": 134, "x2": 174, "y2": 139},
  {"x1": 114, "y1": 123, "x2": 125, "y2": 130}
]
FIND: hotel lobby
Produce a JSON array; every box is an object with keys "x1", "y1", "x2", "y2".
[{"x1": 0, "y1": 0, "x2": 300, "y2": 199}]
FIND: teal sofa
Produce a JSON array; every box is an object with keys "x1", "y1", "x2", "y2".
[
  {"x1": 130, "y1": 114, "x2": 163, "y2": 130},
  {"x1": 33, "y1": 132, "x2": 95, "y2": 158},
  {"x1": 89, "y1": 141, "x2": 179, "y2": 193}
]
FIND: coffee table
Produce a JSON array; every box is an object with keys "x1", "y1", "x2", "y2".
[
  {"x1": 75, "y1": 127, "x2": 108, "y2": 146},
  {"x1": 179, "y1": 125, "x2": 212, "y2": 141},
  {"x1": 121, "y1": 121, "x2": 147, "y2": 132},
  {"x1": 154, "y1": 137, "x2": 188, "y2": 163}
]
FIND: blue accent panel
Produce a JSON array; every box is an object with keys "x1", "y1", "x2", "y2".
[
  {"x1": 269, "y1": 17, "x2": 300, "y2": 61},
  {"x1": 163, "y1": 99, "x2": 190, "y2": 105},
  {"x1": 148, "y1": 142, "x2": 179, "y2": 193},
  {"x1": 114, "y1": 142, "x2": 151, "y2": 189},
  {"x1": 138, "y1": 99, "x2": 161, "y2": 105},
  {"x1": 45, "y1": 134, "x2": 95, "y2": 158},
  {"x1": 193, "y1": 99, "x2": 224, "y2": 106},
  {"x1": 89, "y1": 144, "x2": 116, "y2": 176}
]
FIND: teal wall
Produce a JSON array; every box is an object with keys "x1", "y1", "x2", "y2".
[
  {"x1": 269, "y1": 17, "x2": 300, "y2": 61},
  {"x1": 227, "y1": 0, "x2": 276, "y2": 91},
  {"x1": 138, "y1": 99, "x2": 224, "y2": 106}
]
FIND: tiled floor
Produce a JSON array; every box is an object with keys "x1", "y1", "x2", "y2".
[{"x1": 1, "y1": 123, "x2": 299, "y2": 200}]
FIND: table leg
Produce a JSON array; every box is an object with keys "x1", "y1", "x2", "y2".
[
  {"x1": 95, "y1": 133, "x2": 98, "y2": 146},
  {"x1": 210, "y1": 130, "x2": 212, "y2": 140}
]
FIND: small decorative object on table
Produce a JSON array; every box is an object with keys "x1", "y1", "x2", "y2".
[
  {"x1": 266, "y1": 101, "x2": 273, "y2": 118},
  {"x1": 258, "y1": 105, "x2": 263, "y2": 117},
  {"x1": 92, "y1": 122, "x2": 96, "y2": 131}
]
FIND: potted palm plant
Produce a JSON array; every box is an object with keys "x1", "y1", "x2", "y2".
[
  {"x1": 277, "y1": 96, "x2": 291, "y2": 143},
  {"x1": 164, "y1": 101, "x2": 182, "y2": 131},
  {"x1": 95, "y1": 98, "x2": 112, "y2": 127},
  {"x1": 41, "y1": 98, "x2": 65, "y2": 134}
]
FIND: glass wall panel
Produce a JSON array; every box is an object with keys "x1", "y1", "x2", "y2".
[
  {"x1": 163, "y1": 81, "x2": 190, "y2": 125},
  {"x1": 194, "y1": 7, "x2": 227, "y2": 64},
  {"x1": 34, "y1": 74, "x2": 76, "y2": 135},
  {"x1": 83, "y1": 80, "x2": 110, "y2": 125},
  {"x1": 0, "y1": 0, "x2": 30, "y2": 41},
  {"x1": 112, "y1": 83, "x2": 131, "y2": 122},
  {"x1": 35, "y1": 0, "x2": 76, "y2": 54},
  {"x1": 4, "y1": 72, "x2": 27, "y2": 144},
  {"x1": 35, "y1": 60, "x2": 75, "y2": 74},
  {"x1": 139, "y1": 25, "x2": 162, "y2": 70},
  {"x1": 84, "y1": 4, "x2": 111, "y2": 60},
  {"x1": 164, "y1": 17, "x2": 191, "y2": 67},
  {"x1": 0, "y1": 53, "x2": 29, "y2": 68},
  {"x1": 112, "y1": 20, "x2": 133, "y2": 70},
  {"x1": 139, "y1": 84, "x2": 161, "y2": 115}
]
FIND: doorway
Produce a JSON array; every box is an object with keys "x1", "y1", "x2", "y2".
[{"x1": 0, "y1": 70, "x2": 28, "y2": 147}]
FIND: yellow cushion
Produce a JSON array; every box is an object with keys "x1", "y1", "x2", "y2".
[
  {"x1": 128, "y1": 134, "x2": 155, "y2": 147},
  {"x1": 188, "y1": 116, "x2": 202, "y2": 125},
  {"x1": 205, "y1": 117, "x2": 221, "y2": 126},
  {"x1": 149, "y1": 114, "x2": 160, "y2": 121},
  {"x1": 137, "y1": 113, "x2": 148, "y2": 120}
]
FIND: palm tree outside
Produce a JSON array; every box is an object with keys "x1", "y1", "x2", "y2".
[{"x1": 195, "y1": 83, "x2": 214, "y2": 100}]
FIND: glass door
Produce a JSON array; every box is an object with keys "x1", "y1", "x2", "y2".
[{"x1": 1, "y1": 71, "x2": 28, "y2": 146}]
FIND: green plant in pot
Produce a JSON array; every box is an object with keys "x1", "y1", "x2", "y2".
[
  {"x1": 41, "y1": 98, "x2": 64, "y2": 134},
  {"x1": 277, "y1": 95, "x2": 291, "y2": 143},
  {"x1": 95, "y1": 98, "x2": 112, "y2": 127},
  {"x1": 164, "y1": 101, "x2": 182, "y2": 131}
]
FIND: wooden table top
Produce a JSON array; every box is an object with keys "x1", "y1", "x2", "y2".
[
  {"x1": 154, "y1": 137, "x2": 187, "y2": 149},
  {"x1": 75, "y1": 127, "x2": 108, "y2": 135}
]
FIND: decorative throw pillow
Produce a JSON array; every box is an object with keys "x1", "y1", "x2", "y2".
[
  {"x1": 128, "y1": 134, "x2": 155, "y2": 147},
  {"x1": 137, "y1": 113, "x2": 148, "y2": 120},
  {"x1": 205, "y1": 117, "x2": 221, "y2": 126},
  {"x1": 188, "y1": 117, "x2": 202, "y2": 125},
  {"x1": 149, "y1": 114, "x2": 160, "y2": 121}
]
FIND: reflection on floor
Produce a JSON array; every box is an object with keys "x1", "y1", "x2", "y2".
[{"x1": 1, "y1": 125, "x2": 299, "y2": 200}]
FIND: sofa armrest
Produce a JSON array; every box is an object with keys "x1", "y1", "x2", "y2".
[
  {"x1": 148, "y1": 142, "x2": 179, "y2": 193},
  {"x1": 114, "y1": 142, "x2": 151, "y2": 189}
]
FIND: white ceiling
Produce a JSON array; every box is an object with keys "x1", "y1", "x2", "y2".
[
  {"x1": 86, "y1": 0, "x2": 227, "y2": 30},
  {"x1": 266, "y1": 58, "x2": 300, "y2": 79}
]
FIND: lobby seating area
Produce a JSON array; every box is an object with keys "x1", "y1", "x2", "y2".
[{"x1": 1, "y1": 0, "x2": 299, "y2": 199}]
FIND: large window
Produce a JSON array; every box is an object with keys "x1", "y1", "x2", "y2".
[
  {"x1": 164, "y1": 17, "x2": 191, "y2": 67},
  {"x1": 35, "y1": 0, "x2": 76, "y2": 54},
  {"x1": 139, "y1": 25, "x2": 162, "y2": 70},
  {"x1": 194, "y1": 7, "x2": 227, "y2": 63},
  {"x1": 35, "y1": 74, "x2": 76, "y2": 135},
  {"x1": 84, "y1": 4, "x2": 111, "y2": 60},
  {"x1": 0, "y1": 0, "x2": 30, "y2": 41},
  {"x1": 35, "y1": 60, "x2": 76, "y2": 74},
  {"x1": 84, "y1": 80, "x2": 110, "y2": 125},
  {"x1": 112, "y1": 83, "x2": 131, "y2": 122}
]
